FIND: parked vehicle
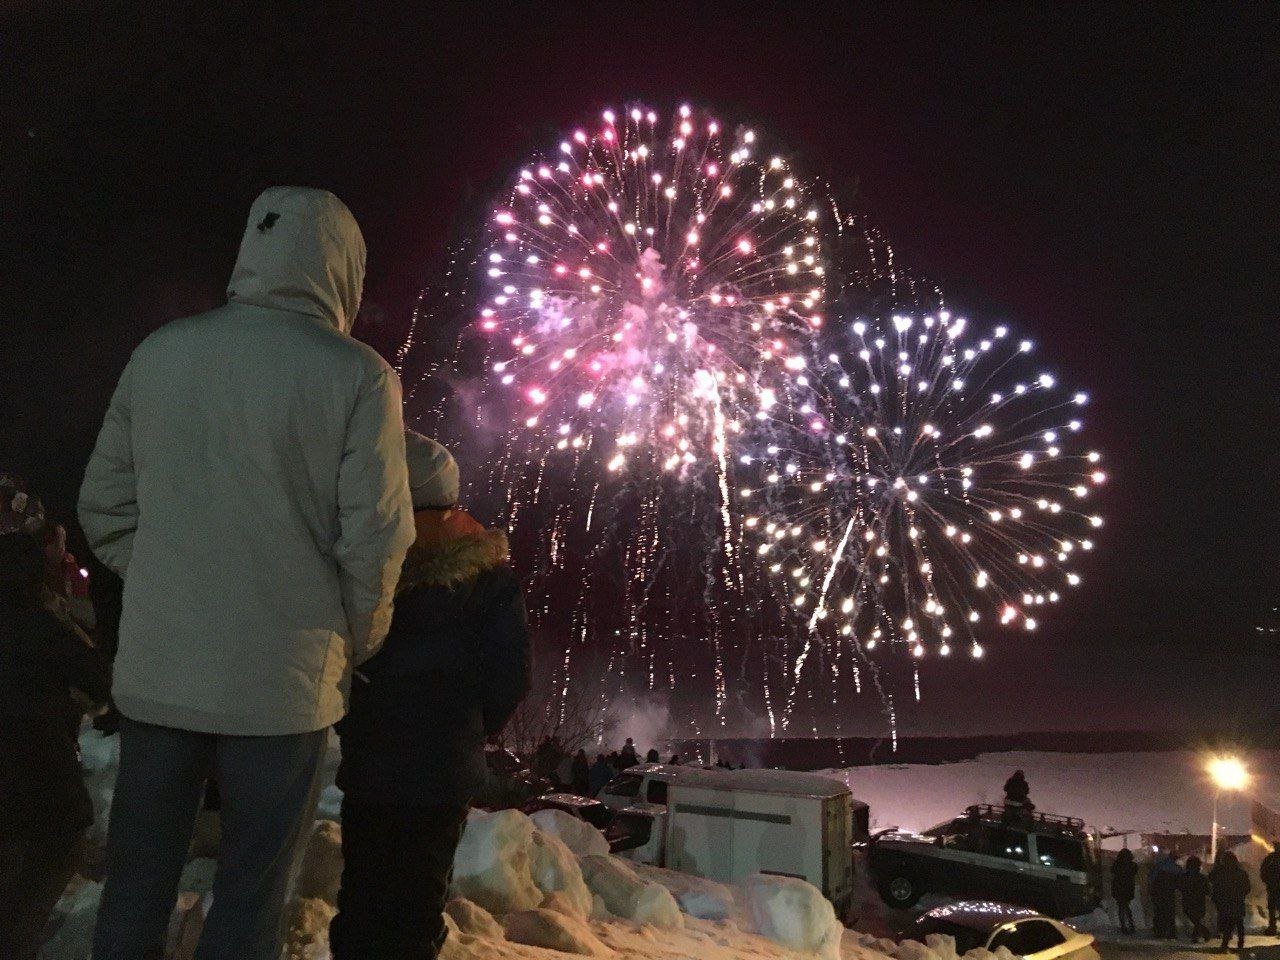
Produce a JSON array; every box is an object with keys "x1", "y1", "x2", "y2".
[
  {"x1": 907, "y1": 902, "x2": 1098, "y2": 960},
  {"x1": 596, "y1": 762, "x2": 679, "y2": 810},
  {"x1": 869, "y1": 804, "x2": 1101, "y2": 918},
  {"x1": 474, "y1": 745, "x2": 551, "y2": 808},
  {"x1": 604, "y1": 767, "x2": 857, "y2": 913},
  {"x1": 519, "y1": 792, "x2": 614, "y2": 830},
  {"x1": 597, "y1": 763, "x2": 871, "y2": 839}
]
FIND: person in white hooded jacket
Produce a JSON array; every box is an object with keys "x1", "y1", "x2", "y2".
[{"x1": 79, "y1": 187, "x2": 415, "y2": 960}]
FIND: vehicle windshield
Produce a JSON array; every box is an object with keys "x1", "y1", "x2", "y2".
[{"x1": 909, "y1": 918, "x2": 987, "y2": 954}]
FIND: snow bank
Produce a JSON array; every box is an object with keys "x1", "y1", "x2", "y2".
[
  {"x1": 530, "y1": 827, "x2": 594, "y2": 918},
  {"x1": 631, "y1": 861, "x2": 736, "y2": 921},
  {"x1": 294, "y1": 819, "x2": 344, "y2": 904},
  {"x1": 40, "y1": 880, "x2": 103, "y2": 960},
  {"x1": 282, "y1": 896, "x2": 335, "y2": 960},
  {"x1": 579, "y1": 854, "x2": 683, "y2": 928},
  {"x1": 529, "y1": 807, "x2": 610, "y2": 857},
  {"x1": 742, "y1": 872, "x2": 843, "y2": 960},
  {"x1": 504, "y1": 906, "x2": 613, "y2": 955},
  {"x1": 79, "y1": 729, "x2": 119, "y2": 848},
  {"x1": 445, "y1": 897, "x2": 507, "y2": 940},
  {"x1": 451, "y1": 809, "x2": 544, "y2": 914}
]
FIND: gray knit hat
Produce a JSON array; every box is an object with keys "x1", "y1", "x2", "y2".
[{"x1": 404, "y1": 430, "x2": 459, "y2": 510}]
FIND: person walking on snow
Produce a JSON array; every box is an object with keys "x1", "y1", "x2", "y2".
[
  {"x1": 330, "y1": 433, "x2": 530, "y2": 960},
  {"x1": 81, "y1": 187, "x2": 416, "y2": 960},
  {"x1": 1111, "y1": 848, "x2": 1138, "y2": 934},
  {"x1": 1260, "y1": 842, "x2": 1280, "y2": 935},
  {"x1": 1181, "y1": 855, "x2": 1210, "y2": 942},
  {"x1": 1210, "y1": 850, "x2": 1251, "y2": 951}
]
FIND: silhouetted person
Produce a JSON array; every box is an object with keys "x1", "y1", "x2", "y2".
[
  {"x1": 571, "y1": 749, "x2": 591, "y2": 796},
  {"x1": 607, "y1": 750, "x2": 622, "y2": 772},
  {"x1": 1261, "y1": 842, "x2": 1280, "y2": 935},
  {"x1": 1150, "y1": 850, "x2": 1182, "y2": 938},
  {"x1": 669, "y1": 753, "x2": 681, "y2": 765},
  {"x1": 1210, "y1": 850, "x2": 1250, "y2": 951},
  {"x1": 645, "y1": 748, "x2": 661, "y2": 764},
  {"x1": 0, "y1": 531, "x2": 110, "y2": 959},
  {"x1": 589, "y1": 754, "x2": 613, "y2": 797},
  {"x1": 1111, "y1": 848, "x2": 1138, "y2": 934},
  {"x1": 619, "y1": 738, "x2": 639, "y2": 768},
  {"x1": 1182, "y1": 856, "x2": 1210, "y2": 942}
]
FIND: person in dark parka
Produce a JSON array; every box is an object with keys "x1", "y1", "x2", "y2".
[
  {"x1": 1261, "y1": 843, "x2": 1280, "y2": 935},
  {"x1": 0, "y1": 531, "x2": 110, "y2": 959},
  {"x1": 1210, "y1": 850, "x2": 1251, "y2": 951},
  {"x1": 1150, "y1": 850, "x2": 1183, "y2": 938},
  {"x1": 330, "y1": 433, "x2": 531, "y2": 960},
  {"x1": 1181, "y1": 855, "x2": 1210, "y2": 941},
  {"x1": 1111, "y1": 848, "x2": 1138, "y2": 934},
  {"x1": 570, "y1": 749, "x2": 591, "y2": 796},
  {"x1": 619, "y1": 738, "x2": 639, "y2": 769},
  {"x1": 588, "y1": 755, "x2": 614, "y2": 797}
]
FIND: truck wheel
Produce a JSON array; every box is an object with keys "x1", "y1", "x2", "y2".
[{"x1": 879, "y1": 874, "x2": 921, "y2": 909}]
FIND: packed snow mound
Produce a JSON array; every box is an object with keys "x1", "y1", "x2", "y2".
[
  {"x1": 40, "y1": 880, "x2": 103, "y2": 960},
  {"x1": 579, "y1": 854, "x2": 683, "y2": 929},
  {"x1": 742, "y1": 872, "x2": 842, "y2": 960},
  {"x1": 316, "y1": 783, "x2": 344, "y2": 821},
  {"x1": 294, "y1": 818, "x2": 344, "y2": 903},
  {"x1": 530, "y1": 826, "x2": 594, "y2": 918},
  {"x1": 451, "y1": 809, "x2": 544, "y2": 915},
  {"x1": 446, "y1": 897, "x2": 507, "y2": 940},
  {"x1": 79, "y1": 728, "x2": 119, "y2": 846},
  {"x1": 529, "y1": 807, "x2": 610, "y2": 857},
  {"x1": 631, "y1": 861, "x2": 736, "y2": 921},
  {"x1": 504, "y1": 907, "x2": 613, "y2": 956},
  {"x1": 283, "y1": 896, "x2": 335, "y2": 960}
]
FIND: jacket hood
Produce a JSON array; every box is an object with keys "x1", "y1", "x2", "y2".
[
  {"x1": 227, "y1": 187, "x2": 366, "y2": 332},
  {"x1": 399, "y1": 509, "x2": 510, "y2": 592}
]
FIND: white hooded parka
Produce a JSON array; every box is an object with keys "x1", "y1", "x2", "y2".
[{"x1": 79, "y1": 187, "x2": 415, "y2": 735}]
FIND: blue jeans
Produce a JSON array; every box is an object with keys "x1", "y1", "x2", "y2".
[{"x1": 93, "y1": 718, "x2": 326, "y2": 960}]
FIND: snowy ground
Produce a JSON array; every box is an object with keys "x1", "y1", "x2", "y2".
[
  {"x1": 41, "y1": 736, "x2": 1280, "y2": 959},
  {"x1": 820, "y1": 750, "x2": 1280, "y2": 841}
]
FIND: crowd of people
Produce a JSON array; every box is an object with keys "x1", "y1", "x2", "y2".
[
  {"x1": 2, "y1": 188, "x2": 534, "y2": 960},
  {"x1": 1110, "y1": 843, "x2": 1277, "y2": 949}
]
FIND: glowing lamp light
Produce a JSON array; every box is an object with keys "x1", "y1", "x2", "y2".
[{"x1": 1207, "y1": 756, "x2": 1250, "y2": 792}]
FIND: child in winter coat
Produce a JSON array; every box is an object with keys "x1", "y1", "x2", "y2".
[
  {"x1": 0, "y1": 530, "x2": 110, "y2": 959},
  {"x1": 330, "y1": 432, "x2": 531, "y2": 960}
]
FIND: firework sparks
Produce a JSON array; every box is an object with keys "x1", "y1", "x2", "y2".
[
  {"x1": 747, "y1": 310, "x2": 1103, "y2": 719},
  {"x1": 477, "y1": 103, "x2": 825, "y2": 476}
]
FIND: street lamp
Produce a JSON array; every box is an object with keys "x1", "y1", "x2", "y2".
[{"x1": 1207, "y1": 755, "x2": 1250, "y2": 862}]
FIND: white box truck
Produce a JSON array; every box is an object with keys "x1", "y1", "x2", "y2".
[{"x1": 632, "y1": 767, "x2": 856, "y2": 913}]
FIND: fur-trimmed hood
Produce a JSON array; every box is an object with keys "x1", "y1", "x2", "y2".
[{"x1": 398, "y1": 510, "x2": 510, "y2": 593}]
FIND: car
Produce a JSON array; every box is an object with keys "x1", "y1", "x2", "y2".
[
  {"x1": 596, "y1": 763, "x2": 679, "y2": 810},
  {"x1": 868, "y1": 804, "x2": 1101, "y2": 917},
  {"x1": 906, "y1": 902, "x2": 1098, "y2": 960},
  {"x1": 474, "y1": 746, "x2": 552, "y2": 809},
  {"x1": 519, "y1": 792, "x2": 615, "y2": 831}
]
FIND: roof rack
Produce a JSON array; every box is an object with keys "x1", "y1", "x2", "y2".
[{"x1": 963, "y1": 803, "x2": 1086, "y2": 833}]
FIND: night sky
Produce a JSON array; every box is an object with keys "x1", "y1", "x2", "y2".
[{"x1": 5, "y1": 4, "x2": 1276, "y2": 736}]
